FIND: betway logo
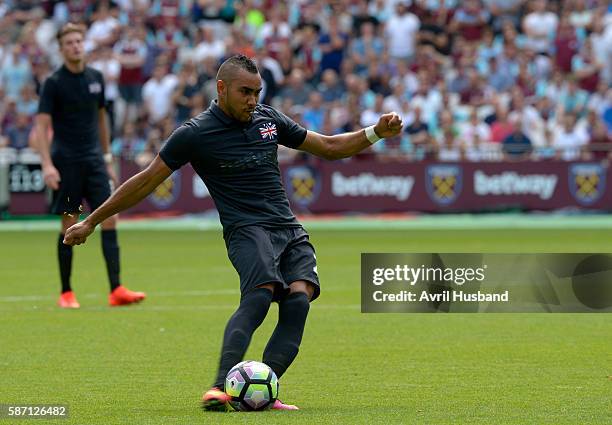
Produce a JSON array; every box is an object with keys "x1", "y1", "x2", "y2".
[
  {"x1": 474, "y1": 170, "x2": 557, "y2": 200},
  {"x1": 332, "y1": 172, "x2": 414, "y2": 201}
]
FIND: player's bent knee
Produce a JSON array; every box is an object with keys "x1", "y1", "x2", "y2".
[
  {"x1": 100, "y1": 215, "x2": 117, "y2": 230},
  {"x1": 255, "y1": 283, "x2": 275, "y2": 293},
  {"x1": 61, "y1": 216, "x2": 78, "y2": 233},
  {"x1": 288, "y1": 280, "x2": 315, "y2": 301}
]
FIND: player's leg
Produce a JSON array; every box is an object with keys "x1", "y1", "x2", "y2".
[
  {"x1": 263, "y1": 228, "x2": 319, "y2": 379},
  {"x1": 85, "y1": 160, "x2": 145, "y2": 305},
  {"x1": 262, "y1": 280, "x2": 314, "y2": 378},
  {"x1": 203, "y1": 226, "x2": 281, "y2": 410},
  {"x1": 57, "y1": 214, "x2": 80, "y2": 308},
  {"x1": 203, "y1": 283, "x2": 275, "y2": 410},
  {"x1": 264, "y1": 280, "x2": 314, "y2": 411},
  {"x1": 51, "y1": 163, "x2": 83, "y2": 308}
]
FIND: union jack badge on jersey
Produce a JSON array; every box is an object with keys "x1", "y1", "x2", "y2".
[{"x1": 259, "y1": 122, "x2": 277, "y2": 140}]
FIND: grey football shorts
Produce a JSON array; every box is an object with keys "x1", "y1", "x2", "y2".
[{"x1": 226, "y1": 225, "x2": 320, "y2": 302}]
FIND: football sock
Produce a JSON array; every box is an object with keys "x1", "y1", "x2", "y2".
[
  {"x1": 101, "y1": 230, "x2": 121, "y2": 291},
  {"x1": 262, "y1": 292, "x2": 310, "y2": 379},
  {"x1": 213, "y1": 287, "x2": 274, "y2": 389},
  {"x1": 58, "y1": 233, "x2": 73, "y2": 293}
]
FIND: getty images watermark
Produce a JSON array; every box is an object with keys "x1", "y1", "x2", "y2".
[{"x1": 361, "y1": 254, "x2": 612, "y2": 313}]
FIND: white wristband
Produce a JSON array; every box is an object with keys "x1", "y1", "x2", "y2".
[
  {"x1": 365, "y1": 125, "x2": 381, "y2": 144},
  {"x1": 103, "y1": 153, "x2": 113, "y2": 164}
]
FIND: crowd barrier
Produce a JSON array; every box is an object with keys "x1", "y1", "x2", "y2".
[{"x1": 3, "y1": 148, "x2": 609, "y2": 215}]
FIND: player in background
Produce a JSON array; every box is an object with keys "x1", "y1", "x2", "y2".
[
  {"x1": 62, "y1": 54, "x2": 402, "y2": 409},
  {"x1": 33, "y1": 23, "x2": 146, "y2": 308}
]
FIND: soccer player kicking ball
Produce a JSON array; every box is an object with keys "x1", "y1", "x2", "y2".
[
  {"x1": 63, "y1": 54, "x2": 402, "y2": 410},
  {"x1": 34, "y1": 23, "x2": 145, "y2": 308}
]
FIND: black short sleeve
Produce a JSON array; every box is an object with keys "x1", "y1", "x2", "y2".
[
  {"x1": 272, "y1": 109, "x2": 307, "y2": 149},
  {"x1": 98, "y1": 73, "x2": 106, "y2": 109},
  {"x1": 159, "y1": 124, "x2": 196, "y2": 170},
  {"x1": 38, "y1": 77, "x2": 56, "y2": 115}
]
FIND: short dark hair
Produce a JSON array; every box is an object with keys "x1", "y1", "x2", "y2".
[{"x1": 216, "y1": 54, "x2": 259, "y2": 82}]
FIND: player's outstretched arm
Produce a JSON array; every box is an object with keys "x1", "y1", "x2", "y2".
[
  {"x1": 298, "y1": 112, "x2": 403, "y2": 160},
  {"x1": 63, "y1": 155, "x2": 172, "y2": 246}
]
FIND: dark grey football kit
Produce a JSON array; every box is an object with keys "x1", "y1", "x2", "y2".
[
  {"x1": 159, "y1": 101, "x2": 320, "y2": 302},
  {"x1": 160, "y1": 100, "x2": 319, "y2": 387},
  {"x1": 38, "y1": 65, "x2": 120, "y2": 293},
  {"x1": 38, "y1": 65, "x2": 111, "y2": 215}
]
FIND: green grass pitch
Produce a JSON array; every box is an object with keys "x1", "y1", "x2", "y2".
[{"x1": 1, "y1": 226, "x2": 610, "y2": 424}]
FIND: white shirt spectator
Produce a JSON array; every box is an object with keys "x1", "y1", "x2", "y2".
[
  {"x1": 385, "y1": 10, "x2": 419, "y2": 59},
  {"x1": 552, "y1": 122, "x2": 589, "y2": 161},
  {"x1": 258, "y1": 21, "x2": 291, "y2": 43},
  {"x1": 142, "y1": 74, "x2": 179, "y2": 123},
  {"x1": 458, "y1": 121, "x2": 491, "y2": 147},
  {"x1": 193, "y1": 38, "x2": 226, "y2": 63},
  {"x1": 90, "y1": 55, "x2": 121, "y2": 101},
  {"x1": 86, "y1": 16, "x2": 120, "y2": 50},
  {"x1": 523, "y1": 10, "x2": 558, "y2": 53}
]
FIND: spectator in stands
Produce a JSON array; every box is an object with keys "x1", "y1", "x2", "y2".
[
  {"x1": 436, "y1": 127, "x2": 463, "y2": 162},
  {"x1": 16, "y1": 83, "x2": 38, "y2": 117},
  {"x1": 490, "y1": 105, "x2": 514, "y2": 143},
  {"x1": 587, "y1": 117, "x2": 612, "y2": 160},
  {"x1": 258, "y1": 9, "x2": 291, "y2": 61},
  {"x1": 111, "y1": 121, "x2": 146, "y2": 159},
  {"x1": 0, "y1": 0, "x2": 610, "y2": 169},
  {"x1": 589, "y1": 14, "x2": 612, "y2": 86},
  {"x1": 459, "y1": 108, "x2": 491, "y2": 149},
  {"x1": 451, "y1": 0, "x2": 489, "y2": 43},
  {"x1": 523, "y1": 0, "x2": 558, "y2": 54},
  {"x1": 318, "y1": 16, "x2": 349, "y2": 75},
  {"x1": 385, "y1": 1, "x2": 420, "y2": 61},
  {"x1": 502, "y1": 116, "x2": 533, "y2": 160},
  {"x1": 418, "y1": 8, "x2": 452, "y2": 57},
  {"x1": 558, "y1": 77, "x2": 589, "y2": 117},
  {"x1": 194, "y1": 25, "x2": 226, "y2": 64},
  {"x1": 572, "y1": 38, "x2": 603, "y2": 93},
  {"x1": 404, "y1": 106, "x2": 431, "y2": 149},
  {"x1": 487, "y1": 56, "x2": 515, "y2": 92},
  {"x1": 554, "y1": 15, "x2": 579, "y2": 74},
  {"x1": 482, "y1": 0, "x2": 524, "y2": 34},
  {"x1": 90, "y1": 46, "x2": 120, "y2": 137},
  {"x1": 360, "y1": 94, "x2": 385, "y2": 128},
  {"x1": 552, "y1": 113, "x2": 589, "y2": 161},
  {"x1": 317, "y1": 69, "x2": 345, "y2": 103},
  {"x1": 172, "y1": 60, "x2": 202, "y2": 125},
  {"x1": 279, "y1": 68, "x2": 311, "y2": 106},
  {"x1": 142, "y1": 62, "x2": 179, "y2": 124},
  {"x1": 293, "y1": 24, "x2": 320, "y2": 80},
  {"x1": 349, "y1": 21, "x2": 384, "y2": 75},
  {"x1": 86, "y1": 2, "x2": 120, "y2": 50},
  {"x1": 302, "y1": 92, "x2": 326, "y2": 133},
  {"x1": 1, "y1": 44, "x2": 32, "y2": 100},
  {"x1": 6, "y1": 113, "x2": 32, "y2": 150},
  {"x1": 114, "y1": 25, "x2": 147, "y2": 128},
  {"x1": 1, "y1": 97, "x2": 18, "y2": 131}
]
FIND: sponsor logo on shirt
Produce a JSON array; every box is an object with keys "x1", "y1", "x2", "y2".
[{"x1": 89, "y1": 82, "x2": 102, "y2": 94}]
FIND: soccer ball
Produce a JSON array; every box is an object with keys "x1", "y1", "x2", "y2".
[{"x1": 225, "y1": 361, "x2": 278, "y2": 411}]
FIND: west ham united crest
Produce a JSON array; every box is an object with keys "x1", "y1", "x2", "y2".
[
  {"x1": 285, "y1": 165, "x2": 320, "y2": 207},
  {"x1": 426, "y1": 164, "x2": 463, "y2": 205},
  {"x1": 569, "y1": 163, "x2": 606, "y2": 205},
  {"x1": 149, "y1": 170, "x2": 181, "y2": 209}
]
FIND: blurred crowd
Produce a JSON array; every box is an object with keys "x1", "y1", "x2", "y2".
[{"x1": 1, "y1": 0, "x2": 612, "y2": 164}]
